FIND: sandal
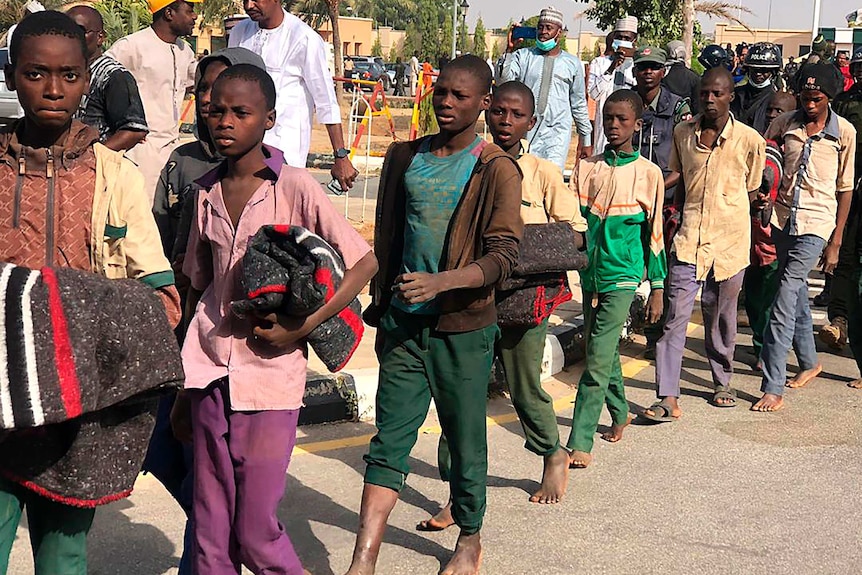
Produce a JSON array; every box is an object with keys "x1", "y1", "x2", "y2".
[
  {"x1": 712, "y1": 385, "x2": 737, "y2": 408},
  {"x1": 641, "y1": 401, "x2": 679, "y2": 423}
]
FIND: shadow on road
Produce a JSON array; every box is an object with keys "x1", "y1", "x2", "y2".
[{"x1": 88, "y1": 499, "x2": 179, "y2": 575}]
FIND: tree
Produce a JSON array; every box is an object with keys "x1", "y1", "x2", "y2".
[
  {"x1": 472, "y1": 17, "x2": 486, "y2": 57},
  {"x1": 0, "y1": 0, "x2": 64, "y2": 37},
  {"x1": 295, "y1": 0, "x2": 346, "y2": 95},
  {"x1": 388, "y1": 43, "x2": 398, "y2": 61},
  {"x1": 94, "y1": 0, "x2": 151, "y2": 47},
  {"x1": 403, "y1": 22, "x2": 421, "y2": 58},
  {"x1": 371, "y1": 32, "x2": 383, "y2": 57},
  {"x1": 457, "y1": 17, "x2": 469, "y2": 53},
  {"x1": 580, "y1": 0, "x2": 751, "y2": 64},
  {"x1": 439, "y1": 14, "x2": 453, "y2": 60},
  {"x1": 491, "y1": 37, "x2": 503, "y2": 60}
]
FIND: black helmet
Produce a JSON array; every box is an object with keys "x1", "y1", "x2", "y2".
[
  {"x1": 852, "y1": 47, "x2": 862, "y2": 65},
  {"x1": 698, "y1": 44, "x2": 732, "y2": 71},
  {"x1": 744, "y1": 42, "x2": 782, "y2": 70}
]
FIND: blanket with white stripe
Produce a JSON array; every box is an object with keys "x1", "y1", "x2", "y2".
[{"x1": 231, "y1": 225, "x2": 364, "y2": 372}]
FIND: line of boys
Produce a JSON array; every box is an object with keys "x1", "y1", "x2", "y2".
[{"x1": 3, "y1": 11, "x2": 860, "y2": 575}]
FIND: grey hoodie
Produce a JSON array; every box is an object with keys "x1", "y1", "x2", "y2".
[{"x1": 152, "y1": 47, "x2": 267, "y2": 260}]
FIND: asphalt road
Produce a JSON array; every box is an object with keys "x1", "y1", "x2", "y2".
[{"x1": 8, "y1": 315, "x2": 862, "y2": 575}]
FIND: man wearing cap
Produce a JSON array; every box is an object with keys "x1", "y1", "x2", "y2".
[
  {"x1": 500, "y1": 6, "x2": 593, "y2": 171},
  {"x1": 589, "y1": 16, "x2": 638, "y2": 152},
  {"x1": 754, "y1": 63, "x2": 857, "y2": 412},
  {"x1": 229, "y1": 0, "x2": 358, "y2": 191},
  {"x1": 108, "y1": 0, "x2": 200, "y2": 203},
  {"x1": 67, "y1": 5, "x2": 149, "y2": 152},
  {"x1": 663, "y1": 40, "x2": 700, "y2": 115},
  {"x1": 633, "y1": 46, "x2": 691, "y2": 358}
]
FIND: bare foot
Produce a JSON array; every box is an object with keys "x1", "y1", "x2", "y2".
[
  {"x1": 786, "y1": 364, "x2": 823, "y2": 389},
  {"x1": 416, "y1": 501, "x2": 454, "y2": 531},
  {"x1": 529, "y1": 448, "x2": 569, "y2": 504},
  {"x1": 751, "y1": 393, "x2": 785, "y2": 412},
  {"x1": 441, "y1": 532, "x2": 482, "y2": 575},
  {"x1": 600, "y1": 414, "x2": 633, "y2": 443},
  {"x1": 568, "y1": 450, "x2": 592, "y2": 469},
  {"x1": 848, "y1": 379, "x2": 862, "y2": 389}
]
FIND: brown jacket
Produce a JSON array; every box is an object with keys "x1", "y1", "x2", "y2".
[{"x1": 364, "y1": 136, "x2": 523, "y2": 332}]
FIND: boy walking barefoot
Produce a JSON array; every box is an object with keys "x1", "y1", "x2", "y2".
[
  {"x1": 178, "y1": 65, "x2": 377, "y2": 574},
  {"x1": 754, "y1": 63, "x2": 856, "y2": 411},
  {"x1": 0, "y1": 12, "x2": 180, "y2": 574},
  {"x1": 566, "y1": 90, "x2": 667, "y2": 468},
  {"x1": 645, "y1": 67, "x2": 765, "y2": 421},
  {"x1": 343, "y1": 55, "x2": 523, "y2": 575},
  {"x1": 419, "y1": 81, "x2": 586, "y2": 523}
]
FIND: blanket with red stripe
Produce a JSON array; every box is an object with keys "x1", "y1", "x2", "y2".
[
  {"x1": 231, "y1": 225, "x2": 364, "y2": 372},
  {"x1": 0, "y1": 263, "x2": 183, "y2": 506}
]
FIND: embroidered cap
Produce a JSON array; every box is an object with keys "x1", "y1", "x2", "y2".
[
  {"x1": 615, "y1": 15, "x2": 638, "y2": 34},
  {"x1": 538, "y1": 6, "x2": 565, "y2": 28}
]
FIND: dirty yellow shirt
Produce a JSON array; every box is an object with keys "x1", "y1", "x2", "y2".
[
  {"x1": 669, "y1": 114, "x2": 765, "y2": 281},
  {"x1": 517, "y1": 148, "x2": 587, "y2": 232},
  {"x1": 765, "y1": 109, "x2": 856, "y2": 242}
]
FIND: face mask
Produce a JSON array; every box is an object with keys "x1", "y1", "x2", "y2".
[
  {"x1": 612, "y1": 39, "x2": 634, "y2": 52},
  {"x1": 749, "y1": 75, "x2": 773, "y2": 89},
  {"x1": 536, "y1": 37, "x2": 557, "y2": 52}
]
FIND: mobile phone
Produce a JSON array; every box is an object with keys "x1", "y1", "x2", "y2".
[
  {"x1": 512, "y1": 26, "x2": 537, "y2": 40},
  {"x1": 326, "y1": 178, "x2": 346, "y2": 195}
]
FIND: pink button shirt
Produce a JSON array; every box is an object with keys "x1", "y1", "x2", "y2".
[{"x1": 182, "y1": 147, "x2": 371, "y2": 411}]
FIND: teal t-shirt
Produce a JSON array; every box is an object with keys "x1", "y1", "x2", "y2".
[{"x1": 392, "y1": 135, "x2": 484, "y2": 314}]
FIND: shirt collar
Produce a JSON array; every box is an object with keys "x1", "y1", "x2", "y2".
[
  {"x1": 791, "y1": 106, "x2": 841, "y2": 140},
  {"x1": 694, "y1": 112, "x2": 736, "y2": 144},
  {"x1": 195, "y1": 144, "x2": 284, "y2": 189}
]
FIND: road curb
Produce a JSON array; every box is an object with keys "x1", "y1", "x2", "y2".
[{"x1": 300, "y1": 315, "x2": 586, "y2": 426}]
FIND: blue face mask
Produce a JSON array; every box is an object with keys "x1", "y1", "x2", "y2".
[{"x1": 536, "y1": 37, "x2": 557, "y2": 52}]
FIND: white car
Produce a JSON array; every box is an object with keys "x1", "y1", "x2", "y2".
[{"x1": 0, "y1": 48, "x2": 24, "y2": 125}]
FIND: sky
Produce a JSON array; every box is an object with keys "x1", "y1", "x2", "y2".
[{"x1": 462, "y1": 0, "x2": 855, "y2": 35}]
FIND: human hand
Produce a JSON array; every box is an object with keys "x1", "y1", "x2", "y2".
[
  {"x1": 331, "y1": 156, "x2": 359, "y2": 191},
  {"x1": 506, "y1": 26, "x2": 516, "y2": 52},
  {"x1": 820, "y1": 242, "x2": 841, "y2": 274},
  {"x1": 394, "y1": 272, "x2": 449, "y2": 304},
  {"x1": 253, "y1": 312, "x2": 315, "y2": 348},
  {"x1": 578, "y1": 144, "x2": 593, "y2": 159},
  {"x1": 170, "y1": 391, "x2": 193, "y2": 444},
  {"x1": 645, "y1": 289, "x2": 664, "y2": 325}
]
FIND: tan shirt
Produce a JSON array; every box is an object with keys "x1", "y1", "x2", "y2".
[
  {"x1": 670, "y1": 114, "x2": 765, "y2": 281},
  {"x1": 108, "y1": 27, "x2": 196, "y2": 200},
  {"x1": 765, "y1": 109, "x2": 857, "y2": 241},
  {"x1": 517, "y1": 149, "x2": 587, "y2": 231}
]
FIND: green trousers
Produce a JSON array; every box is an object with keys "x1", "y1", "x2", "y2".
[
  {"x1": 566, "y1": 290, "x2": 635, "y2": 454},
  {"x1": 0, "y1": 477, "x2": 95, "y2": 575},
  {"x1": 744, "y1": 261, "x2": 780, "y2": 359},
  {"x1": 363, "y1": 308, "x2": 498, "y2": 534},
  {"x1": 437, "y1": 318, "x2": 561, "y2": 482}
]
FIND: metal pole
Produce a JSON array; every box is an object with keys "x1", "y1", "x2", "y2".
[
  {"x1": 812, "y1": 0, "x2": 822, "y2": 41},
  {"x1": 766, "y1": 0, "x2": 773, "y2": 42},
  {"x1": 451, "y1": 0, "x2": 457, "y2": 59}
]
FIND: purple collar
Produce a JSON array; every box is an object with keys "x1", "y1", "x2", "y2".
[{"x1": 195, "y1": 144, "x2": 285, "y2": 189}]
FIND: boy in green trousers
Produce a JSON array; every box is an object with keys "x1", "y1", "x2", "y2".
[
  {"x1": 567, "y1": 90, "x2": 667, "y2": 468},
  {"x1": 343, "y1": 55, "x2": 523, "y2": 575}
]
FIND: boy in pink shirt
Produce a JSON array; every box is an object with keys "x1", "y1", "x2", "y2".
[{"x1": 176, "y1": 64, "x2": 377, "y2": 574}]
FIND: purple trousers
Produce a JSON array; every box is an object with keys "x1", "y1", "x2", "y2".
[
  {"x1": 190, "y1": 379, "x2": 302, "y2": 575},
  {"x1": 656, "y1": 257, "x2": 745, "y2": 398}
]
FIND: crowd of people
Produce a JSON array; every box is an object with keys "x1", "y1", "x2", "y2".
[{"x1": 0, "y1": 2, "x2": 860, "y2": 575}]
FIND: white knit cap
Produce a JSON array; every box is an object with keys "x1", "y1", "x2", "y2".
[
  {"x1": 614, "y1": 15, "x2": 639, "y2": 34},
  {"x1": 539, "y1": 6, "x2": 565, "y2": 27}
]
